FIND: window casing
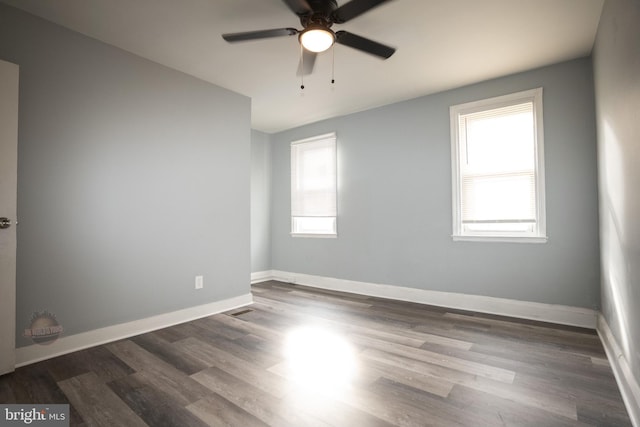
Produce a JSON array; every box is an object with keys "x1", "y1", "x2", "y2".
[
  {"x1": 450, "y1": 88, "x2": 546, "y2": 243},
  {"x1": 291, "y1": 133, "x2": 337, "y2": 237}
]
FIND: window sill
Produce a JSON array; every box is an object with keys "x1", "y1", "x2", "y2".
[
  {"x1": 452, "y1": 235, "x2": 548, "y2": 244},
  {"x1": 291, "y1": 233, "x2": 337, "y2": 239}
]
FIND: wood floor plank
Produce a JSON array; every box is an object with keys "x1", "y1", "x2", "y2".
[
  {"x1": 415, "y1": 334, "x2": 612, "y2": 395},
  {"x1": 445, "y1": 383, "x2": 586, "y2": 427},
  {"x1": 577, "y1": 400, "x2": 632, "y2": 427},
  {"x1": 274, "y1": 282, "x2": 373, "y2": 301},
  {"x1": 209, "y1": 333, "x2": 282, "y2": 369},
  {"x1": 106, "y1": 339, "x2": 212, "y2": 405},
  {"x1": 0, "y1": 377, "x2": 15, "y2": 403},
  {"x1": 168, "y1": 320, "x2": 244, "y2": 345},
  {"x1": 179, "y1": 336, "x2": 288, "y2": 399},
  {"x1": 0, "y1": 362, "x2": 86, "y2": 425},
  {"x1": 363, "y1": 357, "x2": 455, "y2": 398},
  {"x1": 287, "y1": 290, "x2": 374, "y2": 308},
  {"x1": 2, "y1": 362, "x2": 69, "y2": 403},
  {"x1": 267, "y1": 352, "x2": 461, "y2": 427},
  {"x1": 58, "y1": 372, "x2": 147, "y2": 427},
  {"x1": 591, "y1": 356, "x2": 610, "y2": 366},
  {"x1": 458, "y1": 375, "x2": 578, "y2": 420},
  {"x1": 467, "y1": 340, "x2": 596, "y2": 371},
  {"x1": 131, "y1": 332, "x2": 210, "y2": 375},
  {"x1": 443, "y1": 312, "x2": 604, "y2": 355},
  {"x1": 108, "y1": 373, "x2": 209, "y2": 427},
  {"x1": 514, "y1": 368, "x2": 623, "y2": 403},
  {"x1": 192, "y1": 366, "x2": 328, "y2": 427},
  {"x1": 252, "y1": 294, "x2": 472, "y2": 351},
  {"x1": 211, "y1": 311, "x2": 284, "y2": 341},
  {"x1": 462, "y1": 340, "x2": 620, "y2": 389},
  {"x1": 192, "y1": 315, "x2": 251, "y2": 340},
  {"x1": 338, "y1": 379, "x2": 465, "y2": 427},
  {"x1": 187, "y1": 394, "x2": 271, "y2": 427},
  {"x1": 266, "y1": 359, "x2": 382, "y2": 390},
  {"x1": 368, "y1": 377, "x2": 475, "y2": 427},
  {"x1": 151, "y1": 324, "x2": 192, "y2": 343},
  {"x1": 254, "y1": 293, "x2": 419, "y2": 331},
  {"x1": 46, "y1": 345, "x2": 135, "y2": 383},
  {"x1": 362, "y1": 347, "x2": 490, "y2": 386},
  {"x1": 362, "y1": 347, "x2": 578, "y2": 420},
  {"x1": 412, "y1": 320, "x2": 605, "y2": 364},
  {"x1": 356, "y1": 334, "x2": 516, "y2": 383},
  {"x1": 278, "y1": 387, "x2": 396, "y2": 427}
]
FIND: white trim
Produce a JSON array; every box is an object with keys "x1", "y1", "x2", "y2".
[
  {"x1": 15, "y1": 293, "x2": 253, "y2": 368},
  {"x1": 533, "y1": 87, "x2": 547, "y2": 238},
  {"x1": 290, "y1": 233, "x2": 337, "y2": 238},
  {"x1": 290, "y1": 133, "x2": 338, "y2": 236},
  {"x1": 597, "y1": 315, "x2": 640, "y2": 427},
  {"x1": 452, "y1": 235, "x2": 548, "y2": 244},
  {"x1": 290, "y1": 132, "x2": 336, "y2": 146},
  {"x1": 0, "y1": 59, "x2": 19, "y2": 376},
  {"x1": 450, "y1": 88, "x2": 547, "y2": 242},
  {"x1": 268, "y1": 270, "x2": 597, "y2": 329},
  {"x1": 450, "y1": 89, "x2": 541, "y2": 114},
  {"x1": 251, "y1": 270, "x2": 273, "y2": 284}
]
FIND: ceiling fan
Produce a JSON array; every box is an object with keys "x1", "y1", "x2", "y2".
[{"x1": 222, "y1": 0, "x2": 396, "y2": 76}]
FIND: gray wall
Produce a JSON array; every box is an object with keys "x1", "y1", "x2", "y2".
[
  {"x1": 0, "y1": 4, "x2": 251, "y2": 347},
  {"x1": 251, "y1": 130, "x2": 272, "y2": 272},
  {"x1": 270, "y1": 58, "x2": 600, "y2": 308},
  {"x1": 593, "y1": 0, "x2": 640, "y2": 390}
]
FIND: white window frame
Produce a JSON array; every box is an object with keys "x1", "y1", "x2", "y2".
[
  {"x1": 450, "y1": 88, "x2": 547, "y2": 243},
  {"x1": 290, "y1": 132, "x2": 337, "y2": 238}
]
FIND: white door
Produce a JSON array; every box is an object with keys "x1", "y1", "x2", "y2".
[{"x1": 0, "y1": 59, "x2": 19, "y2": 376}]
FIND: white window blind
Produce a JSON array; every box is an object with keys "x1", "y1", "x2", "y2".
[
  {"x1": 451, "y1": 89, "x2": 546, "y2": 242},
  {"x1": 291, "y1": 133, "x2": 337, "y2": 236}
]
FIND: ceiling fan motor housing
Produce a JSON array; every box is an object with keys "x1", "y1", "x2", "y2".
[{"x1": 300, "y1": 0, "x2": 338, "y2": 29}]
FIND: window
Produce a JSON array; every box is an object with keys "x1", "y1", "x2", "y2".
[
  {"x1": 291, "y1": 133, "x2": 337, "y2": 237},
  {"x1": 450, "y1": 88, "x2": 546, "y2": 243}
]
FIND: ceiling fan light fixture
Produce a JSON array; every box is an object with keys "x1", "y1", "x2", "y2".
[{"x1": 299, "y1": 26, "x2": 335, "y2": 53}]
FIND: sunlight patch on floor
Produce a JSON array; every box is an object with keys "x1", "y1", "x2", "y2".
[{"x1": 282, "y1": 325, "x2": 358, "y2": 397}]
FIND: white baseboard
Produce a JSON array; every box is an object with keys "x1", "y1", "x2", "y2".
[
  {"x1": 15, "y1": 293, "x2": 253, "y2": 368},
  {"x1": 251, "y1": 270, "x2": 273, "y2": 284},
  {"x1": 597, "y1": 315, "x2": 640, "y2": 427},
  {"x1": 255, "y1": 270, "x2": 597, "y2": 329}
]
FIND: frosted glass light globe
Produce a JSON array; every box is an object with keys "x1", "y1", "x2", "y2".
[{"x1": 300, "y1": 28, "x2": 335, "y2": 53}]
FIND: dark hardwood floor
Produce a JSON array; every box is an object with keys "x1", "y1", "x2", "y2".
[{"x1": 0, "y1": 281, "x2": 632, "y2": 426}]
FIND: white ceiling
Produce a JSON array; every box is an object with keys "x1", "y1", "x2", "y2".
[{"x1": 2, "y1": 0, "x2": 604, "y2": 133}]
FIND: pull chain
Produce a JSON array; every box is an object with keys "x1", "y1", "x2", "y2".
[
  {"x1": 300, "y1": 44, "x2": 305, "y2": 90},
  {"x1": 331, "y1": 44, "x2": 335, "y2": 84}
]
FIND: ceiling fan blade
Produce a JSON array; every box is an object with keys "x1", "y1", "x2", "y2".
[
  {"x1": 296, "y1": 50, "x2": 318, "y2": 76},
  {"x1": 281, "y1": 0, "x2": 313, "y2": 16},
  {"x1": 222, "y1": 28, "x2": 298, "y2": 42},
  {"x1": 331, "y1": 0, "x2": 392, "y2": 24},
  {"x1": 335, "y1": 31, "x2": 395, "y2": 59}
]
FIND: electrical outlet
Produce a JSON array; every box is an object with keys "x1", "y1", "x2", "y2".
[{"x1": 195, "y1": 275, "x2": 204, "y2": 289}]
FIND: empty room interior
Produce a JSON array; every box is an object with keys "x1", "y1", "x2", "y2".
[{"x1": 0, "y1": 0, "x2": 639, "y2": 426}]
